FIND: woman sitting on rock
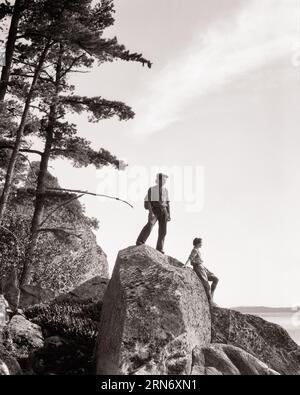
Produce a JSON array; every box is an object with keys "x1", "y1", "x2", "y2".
[{"x1": 184, "y1": 238, "x2": 219, "y2": 304}]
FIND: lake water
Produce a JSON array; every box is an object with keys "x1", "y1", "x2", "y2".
[{"x1": 255, "y1": 312, "x2": 300, "y2": 346}]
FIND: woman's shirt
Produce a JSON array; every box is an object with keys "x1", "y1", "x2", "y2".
[{"x1": 188, "y1": 247, "x2": 203, "y2": 266}]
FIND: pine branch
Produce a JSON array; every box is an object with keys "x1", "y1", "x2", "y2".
[
  {"x1": 11, "y1": 72, "x2": 35, "y2": 78},
  {"x1": 60, "y1": 54, "x2": 85, "y2": 79},
  {"x1": 67, "y1": 70, "x2": 89, "y2": 74},
  {"x1": 0, "y1": 145, "x2": 43, "y2": 156},
  {"x1": 12, "y1": 58, "x2": 36, "y2": 68}
]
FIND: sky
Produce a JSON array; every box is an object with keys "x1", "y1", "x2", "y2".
[{"x1": 3, "y1": 0, "x2": 300, "y2": 307}]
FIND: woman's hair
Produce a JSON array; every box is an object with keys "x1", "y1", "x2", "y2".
[{"x1": 193, "y1": 238, "x2": 202, "y2": 246}]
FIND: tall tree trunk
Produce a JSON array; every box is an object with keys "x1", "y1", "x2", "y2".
[
  {"x1": 20, "y1": 46, "x2": 63, "y2": 287},
  {"x1": 19, "y1": 119, "x2": 54, "y2": 286},
  {"x1": 0, "y1": 0, "x2": 23, "y2": 101},
  {"x1": 0, "y1": 44, "x2": 50, "y2": 223}
]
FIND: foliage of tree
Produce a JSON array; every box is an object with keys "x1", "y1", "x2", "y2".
[
  {"x1": 0, "y1": 0, "x2": 150, "y2": 222},
  {"x1": 0, "y1": 0, "x2": 151, "y2": 291}
]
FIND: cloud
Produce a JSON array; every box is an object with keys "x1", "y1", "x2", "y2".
[{"x1": 131, "y1": 0, "x2": 299, "y2": 135}]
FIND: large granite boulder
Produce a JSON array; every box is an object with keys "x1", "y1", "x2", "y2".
[
  {"x1": 2, "y1": 314, "x2": 44, "y2": 361},
  {"x1": 0, "y1": 169, "x2": 110, "y2": 298},
  {"x1": 1, "y1": 269, "x2": 56, "y2": 310},
  {"x1": 55, "y1": 276, "x2": 109, "y2": 305},
  {"x1": 211, "y1": 306, "x2": 300, "y2": 375},
  {"x1": 96, "y1": 245, "x2": 211, "y2": 375},
  {"x1": 20, "y1": 285, "x2": 56, "y2": 309},
  {"x1": 0, "y1": 345, "x2": 22, "y2": 375}
]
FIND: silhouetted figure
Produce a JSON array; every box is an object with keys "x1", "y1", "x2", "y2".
[
  {"x1": 136, "y1": 173, "x2": 171, "y2": 253},
  {"x1": 184, "y1": 238, "x2": 218, "y2": 303}
]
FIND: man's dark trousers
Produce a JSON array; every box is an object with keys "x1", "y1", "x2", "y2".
[{"x1": 136, "y1": 206, "x2": 168, "y2": 252}]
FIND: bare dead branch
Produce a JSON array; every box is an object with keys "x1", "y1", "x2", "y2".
[
  {"x1": 29, "y1": 104, "x2": 48, "y2": 114},
  {"x1": 38, "y1": 227, "x2": 82, "y2": 239},
  {"x1": 46, "y1": 187, "x2": 134, "y2": 208}
]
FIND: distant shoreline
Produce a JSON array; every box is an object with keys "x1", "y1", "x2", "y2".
[{"x1": 232, "y1": 306, "x2": 299, "y2": 314}]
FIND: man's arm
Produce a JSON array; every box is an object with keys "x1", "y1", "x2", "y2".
[{"x1": 184, "y1": 259, "x2": 190, "y2": 267}]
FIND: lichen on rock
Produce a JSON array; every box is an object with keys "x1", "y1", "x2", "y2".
[
  {"x1": 96, "y1": 245, "x2": 211, "y2": 375},
  {"x1": 211, "y1": 306, "x2": 300, "y2": 375},
  {"x1": 96, "y1": 245, "x2": 300, "y2": 376}
]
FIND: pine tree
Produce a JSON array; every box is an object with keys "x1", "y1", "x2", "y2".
[
  {"x1": 0, "y1": 0, "x2": 151, "y2": 222},
  {"x1": 0, "y1": 1, "x2": 152, "y2": 287}
]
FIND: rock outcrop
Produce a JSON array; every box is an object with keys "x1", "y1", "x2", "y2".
[
  {"x1": 191, "y1": 344, "x2": 278, "y2": 375},
  {"x1": 1, "y1": 270, "x2": 55, "y2": 310},
  {"x1": 2, "y1": 272, "x2": 108, "y2": 312},
  {"x1": 55, "y1": 276, "x2": 109, "y2": 305},
  {"x1": 96, "y1": 245, "x2": 211, "y2": 375},
  {"x1": 211, "y1": 306, "x2": 300, "y2": 375},
  {"x1": 20, "y1": 285, "x2": 56, "y2": 309},
  {"x1": 96, "y1": 245, "x2": 300, "y2": 375},
  {"x1": 1, "y1": 245, "x2": 299, "y2": 375},
  {"x1": 0, "y1": 166, "x2": 109, "y2": 298},
  {"x1": 2, "y1": 314, "x2": 44, "y2": 362},
  {"x1": 0, "y1": 345, "x2": 22, "y2": 375}
]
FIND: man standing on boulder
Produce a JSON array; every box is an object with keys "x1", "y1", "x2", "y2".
[
  {"x1": 184, "y1": 238, "x2": 219, "y2": 304},
  {"x1": 136, "y1": 173, "x2": 171, "y2": 254}
]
